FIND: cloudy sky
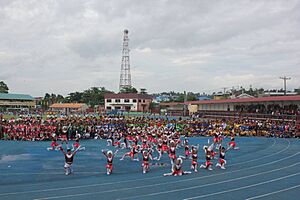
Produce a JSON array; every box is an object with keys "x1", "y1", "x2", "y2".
[{"x1": 0, "y1": 0, "x2": 300, "y2": 96}]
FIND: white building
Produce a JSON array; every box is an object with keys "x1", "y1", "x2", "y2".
[{"x1": 104, "y1": 93, "x2": 153, "y2": 112}]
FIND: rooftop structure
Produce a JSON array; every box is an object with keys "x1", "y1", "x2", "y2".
[{"x1": 0, "y1": 93, "x2": 35, "y2": 111}]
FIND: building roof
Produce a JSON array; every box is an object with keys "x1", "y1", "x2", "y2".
[
  {"x1": 189, "y1": 95, "x2": 300, "y2": 105},
  {"x1": 160, "y1": 102, "x2": 184, "y2": 106},
  {"x1": 0, "y1": 93, "x2": 34, "y2": 101},
  {"x1": 198, "y1": 96, "x2": 212, "y2": 100},
  {"x1": 234, "y1": 93, "x2": 255, "y2": 99},
  {"x1": 104, "y1": 93, "x2": 153, "y2": 99},
  {"x1": 50, "y1": 103, "x2": 87, "y2": 109}
]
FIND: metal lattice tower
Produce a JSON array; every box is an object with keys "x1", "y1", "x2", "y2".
[{"x1": 119, "y1": 29, "x2": 132, "y2": 91}]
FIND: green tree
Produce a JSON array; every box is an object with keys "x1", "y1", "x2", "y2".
[
  {"x1": 56, "y1": 94, "x2": 64, "y2": 103},
  {"x1": 64, "y1": 87, "x2": 113, "y2": 107},
  {"x1": 0, "y1": 81, "x2": 9, "y2": 93},
  {"x1": 66, "y1": 92, "x2": 83, "y2": 103},
  {"x1": 120, "y1": 86, "x2": 138, "y2": 94},
  {"x1": 187, "y1": 95, "x2": 197, "y2": 101},
  {"x1": 295, "y1": 88, "x2": 300, "y2": 95}
]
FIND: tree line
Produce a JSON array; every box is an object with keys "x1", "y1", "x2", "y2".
[{"x1": 40, "y1": 86, "x2": 140, "y2": 109}]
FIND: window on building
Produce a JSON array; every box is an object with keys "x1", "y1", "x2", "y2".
[
  {"x1": 106, "y1": 106, "x2": 111, "y2": 110},
  {"x1": 124, "y1": 99, "x2": 130, "y2": 103},
  {"x1": 138, "y1": 99, "x2": 142, "y2": 103},
  {"x1": 125, "y1": 106, "x2": 131, "y2": 110},
  {"x1": 115, "y1": 106, "x2": 121, "y2": 110},
  {"x1": 106, "y1": 99, "x2": 112, "y2": 103},
  {"x1": 143, "y1": 99, "x2": 145, "y2": 103},
  {"x1": 133, "y1": 99, "x2": 137, "y2": 103},
  {"x1": 115, "y1": 99, "x2": 120, "y2": 103}
]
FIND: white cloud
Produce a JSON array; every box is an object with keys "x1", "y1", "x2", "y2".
[{"x1": 0, "y1": 0, "x2": 299, "y2": 96}]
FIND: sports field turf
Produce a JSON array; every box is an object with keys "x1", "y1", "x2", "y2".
[{"x1": 0, "y1": 137, "x2": 299, "y2": 200}]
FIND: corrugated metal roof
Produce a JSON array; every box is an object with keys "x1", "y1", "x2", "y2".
[
  {"x1": 0, "y1": 93, "x2": 34, "y2": 100},
  {"x1": 50, "y1": 103, "x2": 86, "y2": 109},
  {"x1": 189, "y1": 95, "x2": 300, "y2": 104}
]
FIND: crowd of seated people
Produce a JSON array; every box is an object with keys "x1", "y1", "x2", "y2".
[
  {"x1": 0, "y1": 113, "x2": 299, "y2": 141},
  {"x1": 234, "y1": 104, "x2": 299, "y2": 115}
]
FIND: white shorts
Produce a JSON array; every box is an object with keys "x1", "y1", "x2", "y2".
[{"x1": 64, "y1": 163, "x2": 72, "y2": 168}]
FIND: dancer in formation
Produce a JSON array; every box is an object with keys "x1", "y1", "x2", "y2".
[
  {"x1": 141, "y1": 149, "x2": 152, "y2": 174},
  {"x1": 47, "y1": 139, "x2": 61, "y2": 151},
  {"x1": 191, "y1": 145, "x2": 200, "y2": 172},
  {"x1": 164, "y1": 158, "x2": 191, "y2": 176},
  {"x1": 102, "y1": 149, "x2": 118, "y2": 175},
  {"x1": 72, "y1": 138, "x2": 85, "y2": 151},
  {"x1": 183, "y1": 138, "x2": 191, "y2": 159},
  {"x1": 60, "y1": 146, "x2": 80, "y2": 175},
  {"x1": 200, "y1": 144, "x2": 213, "y2": 171},
  {"x1": 227, "y1": 136, "x2": 239, "y2": 151},
  {"x1": 120, "y1": 145, "x2": 141, "y2": 161},
  {"x1": 216, "y1": 146, "x2": 227, "y2": 169},
  {"x1": 168, "y1": 140, "x2": 177, "y2": 165}
]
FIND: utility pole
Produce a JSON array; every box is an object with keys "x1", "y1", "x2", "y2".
[
  {"x1": 279, "y1": 76, "x2": 291, "y2": 95},
  {"x1": 221, "y1": 87, "x2": 228, "y2": 95},
  {"x1": 183, "y1": 91, "x2": 187, "y2": 116}
]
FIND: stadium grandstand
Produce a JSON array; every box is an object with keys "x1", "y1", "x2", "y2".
[
  {"x1": 160, "y1": 95, "x2": 300, "y2": 121},
  {"x1": 0, "y1": 93, "x2": 35, "y2": 112}
]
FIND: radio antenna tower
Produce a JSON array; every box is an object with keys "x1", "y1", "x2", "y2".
[{"x1": 119, "y1": 29, "x2": 132, "y2": 91}]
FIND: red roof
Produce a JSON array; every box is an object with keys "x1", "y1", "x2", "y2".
[
  {"x1": 104, "y1": 93, "x2": 153, "y2": 99},
  {"x1": 189, "y1": 95, "x2": 300, "y2": 105}
]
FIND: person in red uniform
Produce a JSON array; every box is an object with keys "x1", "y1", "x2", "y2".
[
  {"x1": 47, "y1": 139, "x2": 61, "y2": 151},
  {"x1": 190, "y1": 145, "x2": 200, "y2": 172},
  {"x1": 164, "y1": 158, "x2": 191, "y2": 176},
  {"x1": 72, "y1": 138, "x2": 85, "y2": 151},
  {"x1": 60, "y1": 146, "x2": 80, "y2": 175},
  {"x1": 168, "y1": 140, "x2": 177, "y2": 165},
  {"x1": 102, "y1": 149, "x2": 118, "y2": 175},
  {"x1": 120, "y1": 145, "x2": 141, "y2": 161},
  {"x1": 162, "y1": 136, "x2": 169, "y2": 153},
  {"x1": 154, "y1": 139, "x2": 164, "y2": 161},
  {"x1": 216, "y1": 146, "x2": 227, "y2": 169},
  {"x1": 227, "y1": 136, "x2": 239, "y2": 151},
  {"x1": 184, "y1": 138, "x2": 191, "y2": 159},
  {"x1": 200, "y1": 146, "x2": 213, "y2": 171},
  {"x1": 141, "y1": 149, "x2": 152, "y2": 174}
]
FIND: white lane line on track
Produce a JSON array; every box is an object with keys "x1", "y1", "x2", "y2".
[
  {"x1": 245, "y1": 184, "x2": 300, "y2": 200},
  {"x1": 228, "y1": 138, "x2": 287, "y2": 167},
  {"x1": 0, "y1": 139, "x2": 293, "y2": 197},
  {"x1": 116, "y1": 160, "x2": 300, "y2": 200},
  {"x1": 0, "y1": 138, "x2": 281, "y2": 176},
  {"x1": 32, "y1": 151, "x2": 300, "y2": 200},
  {"x1": 183, "y1": 172, "x2": 300, "y2": 200}
]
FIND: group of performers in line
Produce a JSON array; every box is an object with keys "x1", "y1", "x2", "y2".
[{"x1": 47, "y1": 127, "x2": 239, "y2": 176}]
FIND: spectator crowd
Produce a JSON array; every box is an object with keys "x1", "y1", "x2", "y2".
[{"x1": 0, "y1": 113, "x2": 299, "y2": 141}]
